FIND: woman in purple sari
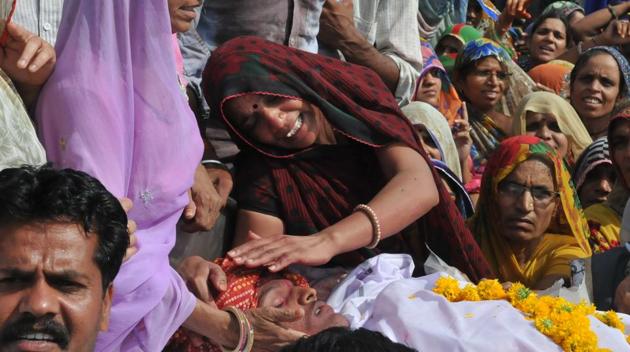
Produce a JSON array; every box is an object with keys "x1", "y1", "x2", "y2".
[{"x1": 36, "y1": 1, "x2": 203, "y2": 350}]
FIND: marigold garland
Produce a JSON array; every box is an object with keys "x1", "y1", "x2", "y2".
[{"x1": 433, "y1": 276, "x2": 629, "y2": 352}]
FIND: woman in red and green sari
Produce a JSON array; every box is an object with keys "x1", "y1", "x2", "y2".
[{"x1": 202, "y1": 36, "x2": 493, "y2": 282}]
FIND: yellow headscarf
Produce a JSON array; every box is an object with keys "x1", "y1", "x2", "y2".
[
  {"x1": 513, "y1": 92, "x2": 592, "y2": 166},
  {"x1": 469, "y1": 136, "x2": 592, "y2": 287}
]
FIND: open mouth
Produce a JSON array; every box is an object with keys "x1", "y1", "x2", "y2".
[
  {"x1": 538, "y1": 45, "x2": 555, "y2": 54},
  {"x1": 286, "y1": 114, "x2": 303, "y2": 138},
  {"x1": 481, "y1": 91, "x2": 499, "y2": 100},
  {"x1": 582, "y1": 96, "x2": 602, "y2": 106}
]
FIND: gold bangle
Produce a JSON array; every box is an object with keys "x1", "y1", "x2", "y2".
[
  {"x1": 221, "y1": 307, "x2": 250, "y2": 352},
  {"x1": 353, "y1": 204, "x2": 381, "y2": 249}
]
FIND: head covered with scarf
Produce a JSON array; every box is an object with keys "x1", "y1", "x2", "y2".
[
  {"x1": 437, "y1": 24, "x2": 483, "y2": 73},
  {"x1": 402, "y1": 102, "x2": 462, "y2": 180},
  {"x1": 166, "y1": 259, "x2": 310, "y2": 352},
  {"x1": 541, "y1": 1, "x2": 584, "y2": 20},
  {"x1": 417, "y1": 41, "x2": 464, "y2": 125},
  {"x1": 571, "y1": 46, "x2": 630, "y2": 101},
  {"x1": 572, "y1": 137, "x2": 613, "y2": 192},
  {"x1": 455, "y1": 38, "x2": 535, "y2": 118},
  {"x1": 609, "y1": 112, "x2": 630, "y2": 191},
  {"x1": 469, "y1": 136, "x2": 591, "y2": 286},
  {"x1": 513, "y1": 91, "x2": 592, "y2": 165},
  {"x1": 203, "y1": 36, "x2": 493, "y2": 282},
  {"x1": 454, "y1": 38, "x2": 512, "y2": 77},
  {"x1": 527, "y1": 60, "x2": 574, "y2": 96}
]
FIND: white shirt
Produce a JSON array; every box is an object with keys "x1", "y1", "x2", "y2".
[
  {"x1": 12, "y1": 0, "x2": 64, "y2": 45},
  {"x1": 328, "y1": 254, "x2": 630, "y2": 352},
  {"x1": 320, "y1": 0, "x2": 422, "y2": 105}
]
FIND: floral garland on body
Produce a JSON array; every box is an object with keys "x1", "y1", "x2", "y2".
[{"x1": 433, "y1": 276, "x2": 628, "y2": 352}]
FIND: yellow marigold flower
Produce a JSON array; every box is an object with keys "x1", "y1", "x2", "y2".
[
  {"x1": 433, "y1": 276, "x2": 461, "y2": 302},
  {"x1": 507, "y1": 283, "x2": 532, "y2": 303},
  {"x1": 458, "y1": 284, "x2": 481, "y2": 301},
  {"x1": 535, "y1": 317, "x2": 555, "y2": 335},
  {"x1": 477, "y1": 279, "x2": 506, "y2": 300},
  {"x1": 595, "y1": 310, "x2": 624, "y2": 332}
]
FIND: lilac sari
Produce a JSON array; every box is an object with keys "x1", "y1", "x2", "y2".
[{"x1": 36, "y1": 0, "x2": 203, "y2": 350}]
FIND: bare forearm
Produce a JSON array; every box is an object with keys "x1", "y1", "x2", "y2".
[
  {"x1": 324, "y1": 164, "x2": 439, "y2": 256},
  {"x1": 336, "y1": 29, "x2": 400, "y2": 94},
  {"x1": 572, "y1": 2, "x2": 630, "y2": 39},
  {"x1": 556, "y1": 36, "x2": 601, "y2": 63}
]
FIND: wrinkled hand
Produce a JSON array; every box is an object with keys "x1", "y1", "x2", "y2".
[
  {"x1": 178, "y1": 256, "x2": 227, "y2": 306},
  {"x1": 318, "y1": 0, "x2": 356, "y2": 49},
  {"x1": 181, "y1": 165, "x2": 233, "y2": 232},
  {"x1": 244, "y1": 306, "x2": 307, "y2": 352},
  {"x1": 228, "y1": 231, "x2": 335, "y2": 272},
  {"x1": 595, "y1": 20, "x2": 630, "y2": 46},
  {"x1": 614, "y1": 276, "x2": 630, "y2": 314},
  {"x1": 119, "y1": 197, "x2": 138, "y2": 262},
  {"x1": 453, "y1": 102, "x2": 472, "y2": 164},
  {"x1": 0, "y1": 22, "x2": 55, "y2": 87}
]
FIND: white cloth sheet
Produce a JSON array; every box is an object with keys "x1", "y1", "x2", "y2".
[{"x1": 328, "y1": 254, "x2": 630, "y2": 352}]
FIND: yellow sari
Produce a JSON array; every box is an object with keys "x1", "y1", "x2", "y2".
[{"x1": 469, "y1": 136, "x2": 592, "y2": 287}]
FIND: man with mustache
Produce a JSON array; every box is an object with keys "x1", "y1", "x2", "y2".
[{"x1": 0, "y1": 166, "x2": 129, "y2": 351}]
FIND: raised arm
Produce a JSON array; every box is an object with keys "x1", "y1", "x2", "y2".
[
  {"x1": 227, "y1": 143, "x2": 439, "y2": 271},
  {"x1": 571, "y1": 2, "x2": 630, "y2": 40},
  {"x1": 0, "y1": 22, "x2": 55, "y2": 110},
  {"x1": 557, "y1": 19, "x2": 630, "y2": 63},
  {"x1": 318, "y1": 0, "x2": 422, "y2": 104}
]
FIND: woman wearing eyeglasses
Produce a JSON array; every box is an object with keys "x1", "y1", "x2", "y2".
[
  {"x1": 452, "y1": 39, "x2": 534, "y2": 200},
  {"x1": 469, "y1": 136, "x2": 592, "y2": 289}
]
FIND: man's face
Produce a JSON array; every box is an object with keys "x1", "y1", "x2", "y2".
[
  {"x1": 257, "y1": 279, "x2": 348, "y2": 335},
  {"x1": 0, "y1": 222, "x2": 113, "y2": 352}
]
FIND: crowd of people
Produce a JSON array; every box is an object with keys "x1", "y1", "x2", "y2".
[{"x1": 1, "y1": 0, "x2": 630, "y2": 351}]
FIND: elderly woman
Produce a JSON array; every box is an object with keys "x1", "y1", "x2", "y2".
[
  {"x1": 569, "y1": 47, "x2": 630, "y2": 139},
  {"x1": 512, "y1": 91, "x2": 592, "y2": 166},
  {"x1": 469, "y1": 136, "x2": 592, "y2": 289},
  {"x1": 572, "y1": 137, "x2": 616, "y2": 211},
  {"x1": 585, "y1": 112, "x2": 630, "y2": 252},
  {"x1": 518, "y1": 13, "x2": 574, "y2": 72},
  {"x1": 202, "y1": 36, "x2": 493, "y2": 282}
]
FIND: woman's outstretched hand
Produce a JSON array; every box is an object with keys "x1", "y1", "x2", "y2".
[{"x1": 227, "y1": 231, "x2": 336, "y2": 272}]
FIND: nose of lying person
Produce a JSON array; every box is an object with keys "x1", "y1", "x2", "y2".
[
  {"x1": 19, "y1": 280, "x2": 60, "y2": 318},
  {"x1": 297, "y1": 287, "x2": 318, "y2": 305}
]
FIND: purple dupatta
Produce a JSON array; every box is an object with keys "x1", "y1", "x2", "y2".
[{"x1": 36, "y1": 0, "x2": 203, "y2": 350}]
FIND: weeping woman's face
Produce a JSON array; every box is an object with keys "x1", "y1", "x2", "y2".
[{"x1": 223, "y1": 94, "x2": 325, "y2": 150}]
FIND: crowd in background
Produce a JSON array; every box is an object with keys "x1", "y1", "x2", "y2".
[{"x1": 1, "y1": 0, "x2": 630, "y2": 351}]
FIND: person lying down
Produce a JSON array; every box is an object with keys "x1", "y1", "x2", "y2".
[{"x1": 167, "y1": 254, "x2": 630, "y2": 351}]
